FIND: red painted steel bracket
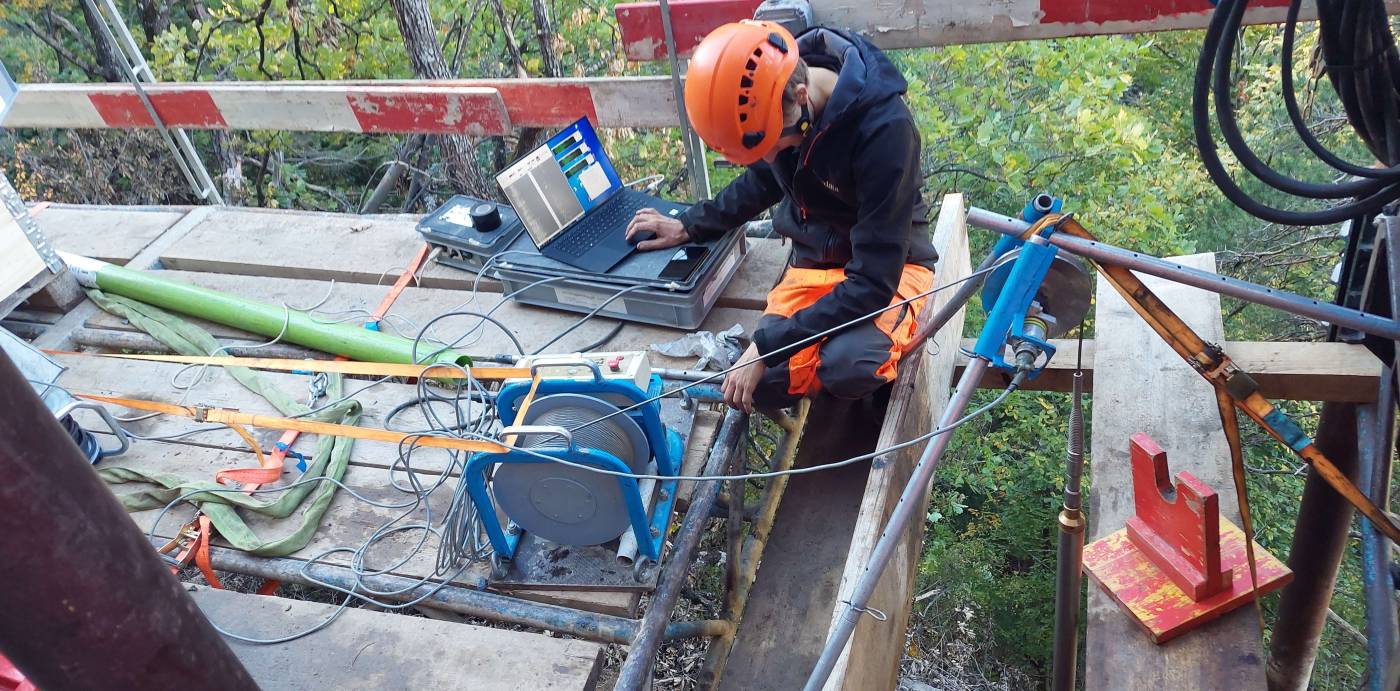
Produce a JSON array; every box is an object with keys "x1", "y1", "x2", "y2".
[{"x1": 1083, "y1": 433, "x2": 1293, "y2": 643}]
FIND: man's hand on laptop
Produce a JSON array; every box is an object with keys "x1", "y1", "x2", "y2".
[{"x1": 626, "y1": 209, "x2": 689, "y2": 251}]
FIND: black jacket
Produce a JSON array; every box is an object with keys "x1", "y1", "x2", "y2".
[{"x1": 678, "y1": 27, "x2": 938, "y2": 368}]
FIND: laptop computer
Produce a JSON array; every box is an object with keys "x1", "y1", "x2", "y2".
[{"x1": 496, "y1": 117, "x2": 689, "y2": 274}]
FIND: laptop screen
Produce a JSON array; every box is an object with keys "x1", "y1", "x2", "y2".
[{"x1": 496, "y1": 117, "x2": 624, "y2": 247}]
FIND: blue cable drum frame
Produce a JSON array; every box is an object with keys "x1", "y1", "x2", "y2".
[{"x1": 465, "y1": 365, "x2": 684, "y2": 563}]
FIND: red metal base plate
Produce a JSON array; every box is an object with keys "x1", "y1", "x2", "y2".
[{"x1": 1083, "y1": 517, "x2": 1292, "y2": 643}]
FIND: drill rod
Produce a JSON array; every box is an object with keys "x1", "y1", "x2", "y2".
[
  {"x1": 805, "y1": 357, "x2": 991, "y2": 690},
  {"x1": 1051, "y1": 369, "x2": 1087, "y2": 691},
  {"x1": 966, "y1": 208, "x2": 1400, "y2": 341}
]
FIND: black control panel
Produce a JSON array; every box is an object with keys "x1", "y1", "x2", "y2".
[{"x1": 416, "y1": 194, "x2": 525, "y2": 259}]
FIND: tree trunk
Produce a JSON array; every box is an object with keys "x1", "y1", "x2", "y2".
[
  {"x1": 387, "y1": 0, "x2": 488, "y2": 197},
  {"x1": 137, "y1": 0, "x2": 171, "y2": 44},
  {"x1": 79, "y1": 0, "x2": 123, "y2": 82},
  {"x1": 210, "y1": 131, "x2": 245, "y2": 205},
  {"x1": 529, "y1": 0, "x2": 561, "y2": 78}
]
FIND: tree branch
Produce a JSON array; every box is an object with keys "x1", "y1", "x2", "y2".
[{"x1": 11, "y1": 19, "x2": 103, "y2": 80}]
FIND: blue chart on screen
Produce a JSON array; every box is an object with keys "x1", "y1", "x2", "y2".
[{"x1": 548, "y1": 119, "x2": 623, "y2": 213}]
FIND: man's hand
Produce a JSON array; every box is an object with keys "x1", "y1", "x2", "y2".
[
  {"x1": 722, "y1": 343, "x2": 767, "y2": 413},
  {"x1": 626, "y1": 208, "x2": 689, "y2": 251}
]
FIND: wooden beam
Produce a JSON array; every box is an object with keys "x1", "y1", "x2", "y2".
[
  {"x1": 1085, "y1": 253, "x2": 1265, "y2": 689},
  {"x1": 5, "y1": 78, "x2": 679, "y2": 132},
  {"x1": 615, "y1": 0, "x2": 762, "y2": 61},
  {"x1": 824, "y1": 193, "x2": 972, "y2": 689},
  {"x1": 185, "y1": 586, "x2": 604, "y2": 689},
  {"x1": 616, "y1": 0, "x2": 1400, "y2": 61},
  {"x1": 953, "y1": 339, "x2": 1382, "y2": 402}
]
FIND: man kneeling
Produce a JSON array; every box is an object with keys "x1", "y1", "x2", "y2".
[{"x1": 625, "y1": 21, "x2": 938, "y2": 411}]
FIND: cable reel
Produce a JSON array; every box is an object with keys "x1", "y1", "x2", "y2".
[
  {"x1": 972, "y1": 195, "x2": 1092, "y2": 377},
  {"x1": 464, "y1": 357, "x2": 684, "y2": 569}
]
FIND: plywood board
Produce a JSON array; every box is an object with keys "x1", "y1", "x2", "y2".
[
  {"x1": 188, "y1": 585, "x2": 603, "y2": 690},
  {"x1": 1085, "y1": 253, "x2": 1266, "y2": 689},
  {"x1": 158, "y1": 206, "x2": 788, "y2": 309},
  {"x1": 33, "y1": 206, "x2": 185, "y2": 265},
  {"x1": 824, "y1": 194, "x2": 973, "y2": 690}
]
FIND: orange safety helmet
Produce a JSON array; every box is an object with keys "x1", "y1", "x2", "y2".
[{"x1": 684, "y1": 21, "x2": 802, "y2": 166}]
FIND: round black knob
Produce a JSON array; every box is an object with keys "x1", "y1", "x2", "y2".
[{"x1": 470, "y1": 202, "x2": 502, "y2": 232}]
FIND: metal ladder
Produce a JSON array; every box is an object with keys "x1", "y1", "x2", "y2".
[{"x1": 83, "y1": 0, "x2": 224, "y2": 204}]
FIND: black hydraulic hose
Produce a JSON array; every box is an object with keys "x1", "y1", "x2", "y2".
[
  {"x1": 1281, "y1": 0, "x2": 1400, "y2": 178},
  {"x1": 1192, "y1": 0, "x2": 1400, "y2": 225},
  {"x1": 1212, "y1": 0, "x2": 1392, "y2": 199}
]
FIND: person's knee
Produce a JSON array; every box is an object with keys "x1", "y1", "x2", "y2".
[
  {"x1": 820, "y1": 365, "x2": 888, "y2": 399},
  {"x1": 817, "y1": 351, "x2": 888, "y2": 400}
]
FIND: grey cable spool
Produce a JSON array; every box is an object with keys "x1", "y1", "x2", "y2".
[{"x1": 493, "y1": 393, "x2": 652, "y2": 546}]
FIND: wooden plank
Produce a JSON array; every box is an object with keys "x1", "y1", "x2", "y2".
[
  {"x1": 159, "y1": 207, "x2": 490, "y2": 290},
  {"x1": 32, "y1": 206, "x2": 185, "y2": 265},
  {"x1": 824, "y1": 193, "x2": 972, "y2": 690},
  {"x1": 953, "y1": 339, "x2": 1382, "y2": 403},
  {"x1": 103, "y1": 427, "x2": 638, "y2": 615},
  {"x1": 158, "y1": 206, "x2": 786, "y2": 310},
  {"x1": 8, "y1": 78, "x2": 679, "y2": 131},
  {"x1": 1085, "y1": 253, "x2": 1266, "y2": 689},
  {"x1": 722, "y1": 236, "x2": 788, "y2": 311},
  {"x1": 717, "y1": 397, "x2": 880, "y2": 691},
  {"x1": 615, "y1": 0, "x2": 762, "y2": 61},
  {"x1": 114, "y1": 441, "x2": 491, "y2": 587},
  {"x1": 615, "y1": 0, "x2": 1400, "y2": 61},
  {"x1": 34, "y1": 206, "x2": 210, "y2": 351},
  {"x1": 80, "y1": 270, "x2": 765, "y2": 361},
  {"x1": 718, "y1": 195, "x2": 970, "y2": 690},
  {"x1": 186, "y1": 585, "x2": 603, "y2": 690}
]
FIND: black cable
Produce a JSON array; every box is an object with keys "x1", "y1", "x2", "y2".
[
  {"x1": 1211, "y1": 0, "x2": 1391, "y2": 199},
  {"x1": 530, "y1": 284, "x2": 647, "y2": 355},
  {"x1": 411, "y1": 310, "x2": 526, "y2": 363},
  {"x1": 1192, "y1": 0, "x2": 1400, "y2": 225},
  {"x1": 1281, "y1": 0, "x2": 1400, "y2": 178},
  {"x1": 574, "y1": 320, "x2": 626, "y2": 353}
]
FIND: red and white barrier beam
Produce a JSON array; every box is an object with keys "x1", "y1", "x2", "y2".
[
  {"x1": 616, "y1": 0, "x2": 1400, "y2": 61},
  {"x1": 3, "y1": 78, "x2": 679, "y2": 133}
]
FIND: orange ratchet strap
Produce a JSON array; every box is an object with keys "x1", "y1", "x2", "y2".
[
  {"x1": 47, "y1": 351, "x2": 530, "y2": 381},
  {"x1": 77, "y1": 393, "x2": 512, "y2": 455},
  {"x1": 1047, "y1": 213, "x2": 1400, "y2": 546}
]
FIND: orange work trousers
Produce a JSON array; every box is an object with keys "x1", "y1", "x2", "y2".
[{"x1": 756, "y1": 264, "x2": 935, "y2": 405}]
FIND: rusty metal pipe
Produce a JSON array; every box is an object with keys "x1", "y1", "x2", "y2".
[
  {"x1": 186, "y1": 544, "x2": 726, "y2": 644},
  {"x1": 1358, "y1": 370, "x2": 1397, "y2": 691},
  {"x1": 700, "y1": 401, "x2": 809, "y2": 690},
  {"x1": 0, "y1": 349, "x2": 257, "y2": 690},
  {"x1": 1267, "y1": 402, "x2": 1363, "y2": 690},
  {"x1": 615, "y1": 408, "x2": 749, "y2": 690}
]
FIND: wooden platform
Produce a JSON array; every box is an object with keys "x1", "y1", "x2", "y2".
[
  {"x1": 13, "y1": 203, "x2": 791, "y2": 689},
  {"x1": 189, "y1": 585, "x2": 604, "y2": 690},
  {"x1": 1086, "y1": 253, "x2": 1266, "y2": 688}
]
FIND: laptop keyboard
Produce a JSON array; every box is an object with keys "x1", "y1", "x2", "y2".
[{"x1": 551, "y1": 194, "x2": 649, "y2": 257}]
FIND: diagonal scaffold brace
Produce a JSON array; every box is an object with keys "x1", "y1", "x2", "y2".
[{"x1": 806, "y1": 202, "x2": 1400, "y2": 690}]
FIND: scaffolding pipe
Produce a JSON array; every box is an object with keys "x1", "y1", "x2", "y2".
[
  {"x1": 966, "y1": 207, "x2": 1400, "y2": 341},
  {"x1": 1266, "y1": 402, "x2": 1362, "y2": 690},
  {"x1": 184, "y1": 545, "x2": 729, "y2": 644},
  {"x1": 806, "y1": 357, "x2": 991, "y2": 690},
  {"x1": 616, "y1": 408, "x2": 749, "y2": 690},
  {"x1": 0, "y1": 349, "x2": 256, "y2": 690},
  {"x1": 1359, "y1": 370, "x2": 1397, "y2": 691},
  {"x1": 699, "y1": 403, "x2": 808, "y2": 689}
]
